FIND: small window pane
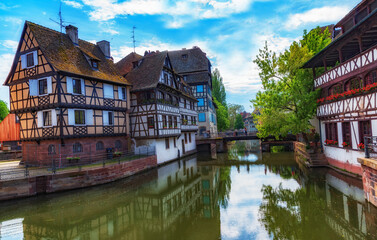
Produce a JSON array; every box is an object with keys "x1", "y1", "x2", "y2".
[
  {"x1": 43, "y1": 111, "x2": 52, "y2": 126},
  {"x1": 199, "y1": 113, "x2": 206, "y2": 122},
  {"x1": 75, "y1": 110, "x2": 85, "y2": 125},
  {"x1": 73, "y1": 79, "x2": 82, "y2": 94},
  {"x1": 198, "y1": 98, "x2": 204, "y2": 107},
  {"x1": 165, "y1": 138, "x2": 170, "y2": 149},
  {"x1": 108, "y1": 112, "x2": 113, "y2": 125},
  {"x1": 148, "y1": 117, "x2": 154, "y2": 129},
  {"x1": 122, "y1": 88, "x2": 126, "y2": 100},
  {"x1": 96, "y1": 141, "x2": 104, "y2": 150},
  {"x1": 197, "y1": 85, "x2": 204, "y2": 93},
  {"x1": 39, "y1": 79, "x2": 47, "y2": 95},
  {"x1": 73, "y1": 142, "x2": 83, "y2": 153},
  {"x1": 48, "y1": 145, "x2": 56, "y2": 155},
  {"x1": 115, "y1": 140, "x2": 122, "y2": 149},
  {"x1": 27, "y1": 53, "x2": 34, "y2": 67}
]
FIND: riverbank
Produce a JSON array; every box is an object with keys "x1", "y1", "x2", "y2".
[{"x1": 0, "y1": 155, "x2": 157, "y2": 201}]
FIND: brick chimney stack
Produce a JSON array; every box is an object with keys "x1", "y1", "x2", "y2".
[
  {"x1": 97, "y1": 40, "x2": 111, "y2": 59},
  {"x1": 65, "y1": 25, "x2": 78, "y2": 45}
]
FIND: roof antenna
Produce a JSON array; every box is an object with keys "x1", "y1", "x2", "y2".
[
  {"x1": 49, "y1": 1, "x2": 74, "y2": 42},
  {"x1": 131, "y1": 26, "x2": 136, "y2": 53}
]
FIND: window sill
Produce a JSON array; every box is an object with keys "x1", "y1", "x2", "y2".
[{"x1": 324, "y1": 145, "x2": 363, "y2": 152}]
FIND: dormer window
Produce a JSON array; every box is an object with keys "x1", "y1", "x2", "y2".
[
  {"x1": 182, "y1": 54, "x2": 188, "y2": 59},
  {"x1": 27, "y1": 53, "x2": 34, "y2": 67},
  {"x1": 91, "y1": 60, "x2": 98, "y2": 69}
]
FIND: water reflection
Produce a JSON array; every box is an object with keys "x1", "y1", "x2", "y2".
[{"x1": 0, "y1": 140, "x2": 376, "y2": 240}]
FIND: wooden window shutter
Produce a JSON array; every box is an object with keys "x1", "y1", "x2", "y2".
[
  {"x1": 37, "y1": 111, "x2": 43, "y2": 128},
  {"x1": 66, "y1": 77, "x2": 73, "y2": 93},
  {"x1": 68, "y1": 109, "x2": 75, "y2": 125},
  {"x1": 21, "y1": 54, "x2": 27, "y2": 69},
  {"x1": 118, "y1": 86, "x2": 123, "y2": 100},
  {"x1": 81, "y1": 79, "x2": 85, "y2": 95},
  {"x1": 32, "y1": 51, "x2": 38, "y2": 66},
  {"x1": 29, "y1": 79, "x2": 38, "y2": 96},
  {"x1": 51, "y1": 109, "x2": 57, "y2": 126},
  {"x1": 104, "y1": 84, "x2": 114, "y2": 99},
  {"x1": 47, "y1": 77, "x2": 52, "y2": 94},
  {"x1": 86, "y1": 110, "x2": 93, "y2": 125},
  {"x1": 103, "y1": 111, "x2": 109, "y2": 125}
]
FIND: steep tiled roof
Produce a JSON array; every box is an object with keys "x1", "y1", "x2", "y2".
[
  {"x1": 124, "y1": 52, "x2": 167, "y2": 91},
  {"x1": 115, "y1": 52, "x2": 143, "y2": 76},
  {"x1": 184, "y1": 72, "x2": 211, "y2": 84},
  {"x1": 169, "y1": 47, "x2": 210, "y2": 74},
  {"x1": 27, "y1": 21, "x2": 129, "y2": 85}
]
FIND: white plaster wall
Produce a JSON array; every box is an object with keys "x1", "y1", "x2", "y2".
[
  {"x1": 323, "y1": 146, "x2": 364, "y2": 165},
  {"x1": 326, "y1": 174, "x2": 364, "y2": 202},
  {"x1": 155, "y1": 138, "x2": 180, "y2": 164},
  {"x1": 181, "y1": 132, "x2": 196, "y2": 152},
  {"x1": 320, "y1": 122, "x2": 326, "y2": 144}
]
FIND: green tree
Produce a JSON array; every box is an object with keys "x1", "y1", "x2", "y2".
[
  {"x1": 212, "y1": 68, "x2": 227, "y2": 107},
  {"x1": 234, "y1": 114, "x2": 244, "y2": 129},
  {"x1": 214, "y1": 97, "x2": 230, "y2": 131},
  {"x1": 228, "y1": 104, "x2": 244, "y2": 130},
  {"x1": 0, "y1": 100, "x2": 9, "y2": 123},
  {"x1": 252, "y1": 27, "x2": 331, "y2": 140}
]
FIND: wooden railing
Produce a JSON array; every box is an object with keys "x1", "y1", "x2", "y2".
[{"x1": 314, "y1": 45, "x2": 377, "y2": 88}]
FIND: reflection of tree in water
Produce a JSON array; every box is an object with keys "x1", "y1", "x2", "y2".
[
  {"x1": 217, "y1": 167, "x2": 232, "y2": 209},
  {"x1": 268, "y1": 165, "x2": 300, "y2": 181},
  {"x1": 259, "y1": 184, "x2": 335, "y2": 240},
  {"x1": 227, "y1": 141, "x2": 246, "y2": 160}
]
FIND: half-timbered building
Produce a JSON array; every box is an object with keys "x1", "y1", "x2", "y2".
[
  {"x1": 4, "y1": 21, "x2": 131, "y2": 166},
  {"x1": 169, "y1": 47, "x2": 218, "y2": 138},
  {"x1": 116, "y1": 51, "x2": 198, "y2": 164},
  {"x1": 303, "y1": 0, "x2": 377, "y2": 174}
]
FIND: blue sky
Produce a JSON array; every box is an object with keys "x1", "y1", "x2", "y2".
[{"x1": 0, "y1": 0, "x2": 360, "y2": 111}]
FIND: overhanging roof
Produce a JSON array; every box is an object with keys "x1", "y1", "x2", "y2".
[{"x1": 303, "y1": 8, "x2": 377, "y2": 68}]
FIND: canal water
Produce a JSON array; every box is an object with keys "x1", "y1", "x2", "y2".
[{"x1": 0, "y1": 140, "x2": 376, "y2": 240}]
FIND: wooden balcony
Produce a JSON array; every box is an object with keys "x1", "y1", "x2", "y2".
[
  {"x1": 317, "y1": 91, "x2": 377, "y2": 119},
  {"x1": 314, "y1": 45, "x2": 377, "y2": 88}
]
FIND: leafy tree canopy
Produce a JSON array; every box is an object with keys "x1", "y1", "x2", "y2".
[
  {"x1": 214, "y1": 97, "x2": 230, "y2": 131},
  {"x1": 212, "y1": 68, "x2": 227, "y2": 107},
  {"x1": 234, "y1": 114, "x2": 245, "y2": 129},
  {"x1": 228, "y1": 104, "x2": 244, "y2": 130},
  {"x1": 0, "y1": 100, "x2": 9, "y2": 123},
  {"x1": 252, "y1": 27, "x2": 331, "y2": 139}
]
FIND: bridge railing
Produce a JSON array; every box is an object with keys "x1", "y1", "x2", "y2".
[{"x1": 218, "y1": 131, "x2": 258, "y2": 138}]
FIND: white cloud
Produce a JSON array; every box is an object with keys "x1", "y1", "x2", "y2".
[
  {"x1": 0, "y1": 53, "x2": 15, "y2": 105},
  {"x1": 285, "y1": 6, "x2": 351, "y2": 29},
  {"x1": 81, "y1": 0, "x2": 263, "y2": 24},
  {"x1": 63, "y1": 0, "x2": 83, "y2": 9},
  {"x1": 1, "y1": 40, "x2": 18, "y2": 52}
]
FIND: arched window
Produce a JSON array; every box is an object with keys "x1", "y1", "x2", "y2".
[
  {"x1": 73, "y1": 142, "x2": 83, "y2": 153},
  {"x1": 96, "y1": 141, "x2": 104, "y2": 151},
  {"x1": 365, "y1": 70, "x2": 377, "y2": 85},
  {"x1": 48, "y1": 145, "x2": 56, "y2": 155},
  {"x1": 115, "y1": 140, "x2": 122, "y2": 149},
  {"x1": 329, "y1": 83, "x2": 342, "y2": 95},
  {"x1": 345, "y1": 78, "x2": 362, "y2": 91}
]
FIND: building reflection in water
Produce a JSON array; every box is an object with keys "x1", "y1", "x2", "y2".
[{"x1": 0, "y1": 145, "x2": 377, "y2": 240}]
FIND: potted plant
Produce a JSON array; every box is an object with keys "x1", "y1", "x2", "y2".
[
  {"x1": 342, "y1": 142, "x2": 350, "y2": 148},
  {"x1": 114, "y1": 151, "x2": 122, "y2": 158},
  {"x1": 358, "y1": 143, "x2": 365, "y2": 150}
]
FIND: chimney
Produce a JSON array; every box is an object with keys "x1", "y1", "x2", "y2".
[
  {"x1": 97, "y1": 40, "x2": 111, "y2": 59},
  {"x1": 65, "y1": 25, "x2": 78, "y2": 45}
]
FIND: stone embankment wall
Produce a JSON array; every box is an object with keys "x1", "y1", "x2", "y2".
[
  {"x1": 0, "y1": 155, "x2": 157, "y2": 201},
  {"x1": 358, "y1": 157, "x2": 377, "y2": 207}
]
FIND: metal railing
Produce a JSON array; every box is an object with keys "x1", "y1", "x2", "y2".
[
  {"x1": 364, "y1": 136, "x2": 377, "y2": 158},
  {"x1": 0, "y1": 145, "x2": 156, "y2": 181}
]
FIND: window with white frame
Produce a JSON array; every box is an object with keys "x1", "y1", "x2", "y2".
[
  {"x1": 73, "y1": 78, "x2": 82, "y2": 94},
  {"x1": 38, "y1": 78, "x2": 48, "y2": 95},
  {"x1": 29, "y1": 77, "x2": 52, "y2": 96},
  {"x1": 21, "y1": 50, "x2": 38, "y2": 69},
  {"x1": 43, "y1": 111, "x2": 52, "y2": 127},
  {"x1": 103, "y1": 111, "x2": 114, "y2": 126},
  {"x1": 119, "y1": 86, "x2": 127, "y2": 100},
  {"x1": 104, "y1": 83, "x2": 114, "y2": 99},
  {"x1": 75, "y1": 110, "x2": 85, "y2": 125},
  {"x1": 66, "y1": 77, "x2": 85, "y2": 95}
]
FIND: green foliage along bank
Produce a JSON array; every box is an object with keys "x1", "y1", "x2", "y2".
[{"x1": 252, "y1": 27, "x2": 331, "y2": 139}]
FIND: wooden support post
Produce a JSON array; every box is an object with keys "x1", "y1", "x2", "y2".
[
  {"x1": 358, "y1": 37, "x2": 363, "y2": 53},
  {"x1": 338, "y1": 48, "x2": 343, "y2": 63},
  {"x1": 210, "y1": 143, "x2": 217, "y2": 159},
  {"x1": 323, "y1": 59, "x2": 327, "y2": 71},
  {"x1": 312, "y1": 68, "x2": 316, "y2": 79}
]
